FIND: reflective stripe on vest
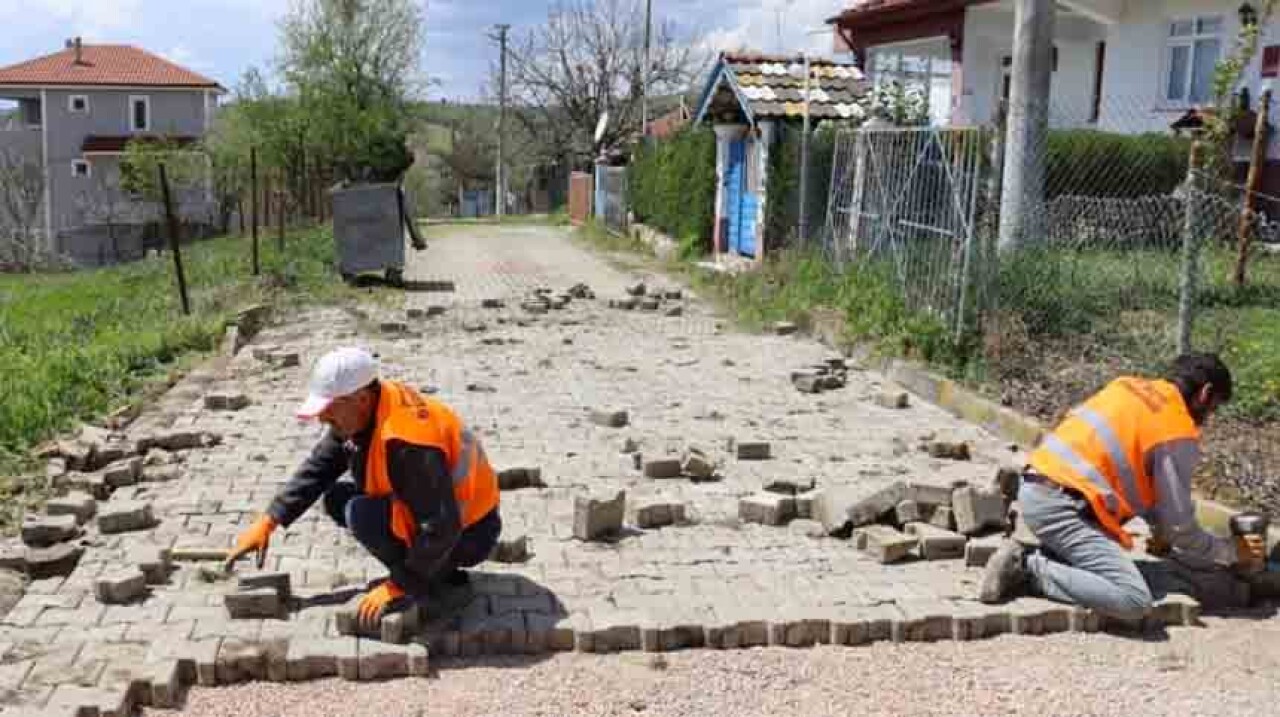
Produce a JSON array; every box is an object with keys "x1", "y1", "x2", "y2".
[
  {"x1": 1068, "y1": 405, "x2": 1145, "y2": 511},
  {"x1": 1038, "y1": 432, "x2": 1121, "y2": 515}
]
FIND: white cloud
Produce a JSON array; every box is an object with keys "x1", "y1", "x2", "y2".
[
  {"x1": 158, "y1": 44, "x2": 209, "y2": 71},
  {"x1": 696, "y1": 0, "x2": 846, "y2": 59},
  {"x1": 23, "y1": 0, "x2": 145, "y2": 36}
]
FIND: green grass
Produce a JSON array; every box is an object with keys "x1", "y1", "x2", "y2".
[{"x1": 0, "y1": 225, "x2": 364, "y2": 483}]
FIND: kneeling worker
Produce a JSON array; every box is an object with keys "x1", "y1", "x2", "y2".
[
  {"x1": 226, "y1": 347, "x2": 501, "y2": 629},
  {"x1": 980, "y1": 353, "x2": 1265, "y2": 619}
]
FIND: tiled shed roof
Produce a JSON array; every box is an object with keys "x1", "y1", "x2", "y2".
[{"x1": 698, "y1": 52, "x2": 869, "y2": 123}]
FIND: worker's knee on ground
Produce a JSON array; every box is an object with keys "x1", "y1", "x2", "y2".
[{"x1": 1105, "y1": 582, "x2": 1155, "y2": 621}]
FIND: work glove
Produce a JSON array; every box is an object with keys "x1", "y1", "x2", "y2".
[
  {"x1": 1146, "y1": 533, "x2": 1172, "y2": 558},
  {"x1": 357, "y1": 580, "x2": 406, "y2": 631},
  {"x1": 1235, "y1": 534, "x2": 1266, "y2": 573},
  {"x1": 225, "y1": 514, "x2": 278, "y2": 571}
]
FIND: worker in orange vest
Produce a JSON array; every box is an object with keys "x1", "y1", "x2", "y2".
[
  {"x1": 979, "y1": 353, "x2": 1265, "y2": 618},
  {"x1": 226, "y1": 347, "x2": 501, "y2": 630}
]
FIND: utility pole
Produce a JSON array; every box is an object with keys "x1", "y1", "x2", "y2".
[
  {"x1": 642, "y1": 0, "x2": 652, "y2": 141},
  {"x1": 998, "y1": 0, "x2": 1055, "y2": 254},
  {"x1": 494, "y1": 24, "x2": 510, "y2": 218},
  {"x1": 798, "y1": 51, "x2": 811, "y2": 246}
]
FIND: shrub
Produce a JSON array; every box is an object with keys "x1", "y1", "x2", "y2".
[
  {"x1": 628, "y1": 129, "x2": 716, "y2": 253},
  {"x1": 765, "y1": 125, "x2": 838, "y2": 251},
  {"x1": 1045, "y1": 130, "x2": 1190, "y2": 199}
]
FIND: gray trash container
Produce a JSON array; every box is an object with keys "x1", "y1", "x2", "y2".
[{"x1": 331, "y1": 181, "x2": 425, "y2": 283}]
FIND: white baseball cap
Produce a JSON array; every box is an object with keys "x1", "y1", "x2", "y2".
[{"x1": 296, "y1": 347, "x2": 379, "y2": 419}]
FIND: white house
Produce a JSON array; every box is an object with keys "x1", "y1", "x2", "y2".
[{"x1": 830, "y1": 1, "x2": 1279, "y2": 145}]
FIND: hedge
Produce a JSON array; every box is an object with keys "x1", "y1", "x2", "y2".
[
  {"x1": 766, "y1": 125, "x2": 838, "y2": 250},
  {"x1": 628, "y1": 128, "x2": 717, "y2": 250},
  {"x1": 1045, "y1": 130, "x2": 1190, "y2": 199}
]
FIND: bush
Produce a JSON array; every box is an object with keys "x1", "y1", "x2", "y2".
[
  {"x1": 1046, "y1": 130, "x2": 1190, "y2": 199},
  {"x1": 766, "y1": 125, "x2": 838, "y2": 250},
  {"x1": 628, "y1": 129, "x2": 716, "y2": 253}
]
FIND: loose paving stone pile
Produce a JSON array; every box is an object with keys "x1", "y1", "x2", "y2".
[{"x1": 791, "y1": 359, "x2": 850, "y2": 394}]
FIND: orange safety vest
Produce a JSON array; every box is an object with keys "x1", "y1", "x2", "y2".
[
  {"x1": 1027, "y1": 377, "x2": 1199, "y2": 549},
  {"x1": 364, "y1": 380, "x2": 500, "y2": 548}
]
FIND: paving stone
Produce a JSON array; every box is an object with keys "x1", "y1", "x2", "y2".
[
  {"x1": 25, "y1": 543, "x2": 83, "y2": 580},
  {"x1": 96, "y1": 501, "x2": 156, "y2": 534},
  {"x1": 1153, "y1": 593, "x2": 1202, "y2": 627},
  {"x1": 633, "y1": 501, "x2": 685, "y2": 529},
  {"x1": 664, "y1": 306, "x2": 683, "y2": 317},
  {"x1": 610, "y1": 297, "x2": 639, "y2": 310},
  {"x1": 237, "y1": 571, "x2": 292, "y2": 600},
  {"x1": 94, "y1": 567, "x2": 148, "y2": 604},
  {"x1": 814, "y1": 481, "x2": 907, "y2": 535},
  {"x1": 136, "y1": 430, "x2": 219, "y2": 453},
  {"x1": 590, "y1": 409, "x2": 629, "y2": 428},
  {"x1": 705, "y1": 607, "x2": 769, "y2": 649},
  {"x1": 44, "y1": 493, "x2": 96, "y2": 525},
  {"x1": 964, "y1": 534, "x2": 1005, "y2": 567},
  {"x1": 769, "y1": 611, "x2": 830, "y2": 647},
  {"x1": 140, "y1": 466, "x2": 182, "y2": 483},
  {"x1": 1068, "y1": 606, "x2": 1102, "y2": 633},
  {"x1": 204, "y1": 392, "x2": 251, "y2": 411},
  {"x1": 481, "y1": 298, "x2": 506, "y2": 309},
  {"x1": 379, "y1": 321, "x2": 409, "y2": 334},
  {"x1": 856, "y1": 525, "x2": 918, "y2": 564},
  {"x1": 21, "y1": 514, "x2": 78, "y2": 548},
  {"x1": 928, "y1": 505, "x2": 957, "y2": 531},
  {"x1": 907, "y1": 482, "x2": 953, "y2": 508},
  {"x1": 625, "y1": 282, "x2": 647, "y2": 296},
  {"x1": 894, "y1": 500, "x2": 922, "y2": 526},
  {"x1": 359, "y1": 641, "x2": 429, "y2": 680},
  {"x1": 524, "y1": 612, "x2": 576, "y2": 653},
  {"x1": 787, "y1": 519, "x2": 828, "y2": 539},
  {"x1": 952, "y1": 485, "x2": 1008, "y2": 536},
  {"x1": 146, "y1": 638, "x2": 222, "y2": 688},
  {"x1": 45, "y1": 684, "x2": 130, "y2": 717},
  {"x1": 55, "y1": 471, "x2": 110, "y2": 501},
  {"x1": 520, "y1": 301, "x2": 549, "y2": 314},
  {"x1": 893, "y1": 600, "x2": 955, "y2": 642},
  {"x1": 948, "y1": 601, "x2": 1012, "y2": 641},
  {"x1": 734, "y1": 441, "x2": 771, "y2": 461},
  {"x1": 1008, "y1": 598, "x2": 1072, "y2": 635},
  {"x1": 738, "y1": 493, "x2": 796, "y2": 526},
  {"x1": 642, "y1": 458, "x2": 683, "y2": 479},
  {"x1": 490, "y1": 535, "x2": 530, "y2": 563},
  {"x1": 284, "y1": 637, "x2": 356, "y2": 681},
  {"x1": 496, "y1": 467, "x2": 545, "y2": 490},
  {"x1": 129, "y1": 546, "x2": 172, "y2": 584},
  {"x1": 379, "y1": 605, "x2": 423, "y2": 645},
  {"x1": 795, "y1": 489, "x2": 821, "y2": 520},
  {"x1": 762, "y1": 480, "x2": 814, "y2": 496},
  {"x1": 640, "y1": 616, "x2": 706, "y2": 653},
  {"x1": 905, "y1": 523, "x2": 967, "y2": 560},
  {"x1": 680, "y1": 449, "x2": 717, "y2": 480},
  {"x1": 216, "y1": 639, "x2": 268, "y2": 684},
  {"x1": 225, "y1": 587, "x2": 285, "y2": 619},
  {"x1": 142, "y1": 658, "x2": 188, "y2": 709},
  {"x1": 572, "y1": 490, "x2": 625, "y2": 541},
  {"x1": 639, "y1": 298, "x2": 661, "y2": 311},
  {"x1": 773, "y1": 321, "x2": 797, "y2": 336},
  {"x1": 873, "y1": 389, "x2": 909, "y2": 409},
  {"x1": 830, "y1": 604, "x2": 901, "y2": 645},
  {"x1": 792, "y1": 374, "x2": 822, "y2": 394},
  {"x1": 921, "y1": 441, "x2": 971, "y2": 460}
]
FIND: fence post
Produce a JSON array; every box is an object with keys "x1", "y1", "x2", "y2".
[
  {"x1": 1178, "y1": 141, "x2": 1205, "y2": 356},
  {"x1": 158, "y1": 163, "x2": 191, "y2": 316},
  {"x1": 1235, "y1": 87, "x2": 1272, "y2": 286},
  {"x1": 250, "y1": 147, "x2": 260, "y2": 276},
  {"x1": 979, "y1": 104, "x2": 1008, "y2": 329},
  {"x1": 276, "y1": 170, "x2": 286, "y2": 251}
]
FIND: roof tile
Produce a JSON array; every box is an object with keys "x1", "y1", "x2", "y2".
[{"x1": 0, "y1": 44, "x2": 223, "y2": 89}]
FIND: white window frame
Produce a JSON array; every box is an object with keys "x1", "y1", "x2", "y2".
[
  {"x1": 128, "y1": 95, "x2": 151, "y2": 132},
  {"x1": 71, "y1": 159, "x2": 91, "y2": 178},
  {"x1": 68, "y1": 94, "x2": 89, "y2": 114},
  {"x1": 1162, "y1": 15, "x2": 1225, "y2": 108}
]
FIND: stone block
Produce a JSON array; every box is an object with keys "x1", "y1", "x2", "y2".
[
  {"x1": 626, "y1": 282, "x2": 647, "y2": 296},
  {"x1": 45, "y1": 492, "x2": 96, "y2": 525},
  {"x1": 590, "y1": 409, "x2": 629, "y2": 428},
  {"x1": 734, "y1": 441, "x2": 771, "y2": 461},
  {"x1": 144, "y1": 659, "x2": 187, "y2": 709},
  {"x1": 379, "y1": 321, "x2": 408, "y2": 334},
  {"x1": 136, "y1": 430, "x2": 219, "y2": 453},
  {"x1": 952, "y1": 485, "x2": 1008, "y2": 536},
  {"x1": 1153, "y1": 593, "x2": 1202, "y2": 627},
  {"x1": 286, "y1": 638, "x2": 357, "y2": 681},
  {"x1": 874, "y1": 390, "x2": 909, "y2": 409},
  {"x1": 216, "y1": 639, "x2": 267, "y2": 684},
  {"x1": 610, "y1": 297, "x2": 639, "y2": 310},
  {"x1": 921, "y1": 440, "x2": 972, "y2": 460},
  {"x1": 57, "y1": 471, "x2": 110, "y2": 500},
  {"x1": 45, "y1": 684, "x2": 129, "y2": 717},
  {"x1": 856, "y1": 525, "x2": 918, "y2": 564},
  {"x1": 97, "y1": 501, "x2": 155, "y2": 534},
  {"x1": 130, "y1": 546, "x2": 172, "y2": 584},
  {"x1": 705, "y1": 608, "x2": 769, "y2": 649},
  {"x1": 892, "y1": 600, "x2": 955, "y2": 643},
  {"x1": 929, "y1": 506, "x2": 957, "y2": 531},
  {"x1": 639, "y1": 298, "x2": 661, "y2": 311},
  {"x1": 905, "y1": 522, "x2": 967, "y2": 560},
  {"x1": 237, "y1": 572, "x2": 292, "y2": 600},
  {"x1": 681, "y1": 449, "x2": 717, "y2": 480},
  {"x1": 225, "y1": 587, "x2": 284, "y2": 619},
  {"x1": 572, "y1": 491, "x2": 626, "y2": 541},
  {"x1": 894, "y1": 500, "x2": 922, "y2": 526},
  {"x1": 21, "y1": 514, "x2": 78, "y2": 547},
  {"x1": 792, "y1": 374, "x2": 822, "y2": 394},
  {"x1": 795, "y1": 489, "x2": 821, "y2": 519},
  {"x1": 907, "y1": 482, "x2": 953, "y2": 509},
  {"x1": 813, "y1": 482, "x2": 907, "y2": 536},
  {"x1": 830, "y1": 604, "x2": 901, "y2": 645},
  {"x1": 965, "y1": 535, "x2": 1005, "y2": 567},
  {"x1": 524, "y1": 612, "x2": 576, "y2": 653},
  {"x1": 26, "y1": 543, "x2": 83, "y2": 579},
  {"x1": 140, "y1": 466, "x2": 182, "y2": 483},
  {"x1": 461, "y1": 320, "x2": 488, "y2": 332},
  {"x1": 763, "y1": 480, "x2": 813, "y2": 496},
  {"x1": 496, "y1": 467, "x2": 545, "y2": 490},
  {"x1": 359, "y1": 642, "x2": 429, "y2": 680},
  {"x1": 739, "y1": 493, "x2": 796, "y2": 526},
  {"x1": 1068, "y1": 606, "x2": 1102, "y2": 633},
  {"x1": 664, "y1": 306, "x2": 683, "y2": 317},
  {"x1": 204, "y1": 392, "x2": 250, "y2": 411},
  {"x1": 490, "y1": 535, "x2": 529, "y2": 563},
  {"x1": 481, "y1": 298, "x2": 505, "y2": 309},
  {"x1": 520, "y1": 301, "x2": 549, "y2": 314},
  {"x1": 643, "y1": 458, "x2": 683, "y2": 479},
  {"x1": 94, "y1": 568, "x2": 148, "y2": 604},
  {"x1": 100, "y1": 456, "x2": 143, "y2": 488},
  {"x1": 379, "y1": 605, "x2": 423, "y2": 645},
  {"x1": 633, "y1": 501, "x2": 685, "y2": 529}
]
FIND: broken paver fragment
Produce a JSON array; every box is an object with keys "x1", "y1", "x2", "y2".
[
  {"x1": 204, "y1": 392, "x2": 251, "y2": 411},
  {"x1": 905, "y1": 522, "x2": 967, "y2": 560},
  {"x1": 643, "y1": 458, "x2": 683, "y2": 479},
  {"x1": 681, "y1": 449, "x2": 717, "y2": 480},
  {"x1": 94, "y1": 567, "x2": 148, "y2": 604},
  {"x1": 44, "y1": 492, "x2": 96, "y2": 524},
  {"x1": 101, "y1": 456, "x2": 143, "y2": 487},
  {"x1": 97, "y1": 500, "x2": 156, "y2": 534},
  {"x1": 921, "y1": 440, "x2": 972, "y2": 461},
  {"x1": 952, "y1": 485, "x2": 1008, "y2": 536},
  {"x1": 21, "y1": 514, "x2": 78, "y2": 547},
  {"x1": 813, "y1": 481, "x2": 908, "y2": 535},
  {"x1": 225, "y1": 587, "x2": 285, "y2": 619},
  {"x1": 856, "y1": 525, "x2": 918, "y2": 564},
  {"x1": 738, "y1": 493, "x2": 796, "y2": 526},
  {"x1": 490, "y1": 535, "x2": 530, "y2": 563},
  {"x1": 874, "y1": 390, "x2": 909, "y2": 409},
  {"x1": 590, "y1": 409, "x2": 629, "y2": 428},
  {"x1": 734, "y1": 441, "x2": 771, "y2": 461},
  {"x1": 573, "y1": 490, "x2": 626, "y2": 541}
]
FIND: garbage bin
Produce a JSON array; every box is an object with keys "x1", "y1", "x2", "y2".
[{"x1": 330, "y1": 182, "x2": 426, "y2": 285}]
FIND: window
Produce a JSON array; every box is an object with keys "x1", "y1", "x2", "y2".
[
  {"x1": 869, "y1": 39, "x2": 955, "y2": 125},
  {"x1": 128, "y1": 95, "x2": 150, "y2": 132},
  {"x1": 20, "y1": 98, "x2": 41, "y2": 128},
  {"x1": 68, "y1": 95, "x2": 88, "y2": 113},
  {"x1": 1164, "y1": 16, "x2": 1223, "y2": 105},
  {"x1": 71, "y1": 160, "x2": 90, "y2": 178},
  {"x1": 1264, "y1": 46, "x2": 1280, "y2": 79}
]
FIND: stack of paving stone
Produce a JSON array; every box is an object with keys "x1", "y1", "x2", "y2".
[
  {"x1": 790, "y1": 358, "x2": 850, "y2": 394},
  {"x1": 607, "y1": 282, "x2": 685, "y2": 316},
  {"x1": 519, "y1": 284, "x2": 591, "y2": 314}
]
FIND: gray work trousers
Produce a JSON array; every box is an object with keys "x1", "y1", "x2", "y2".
[{"x1": 1019, "y1": 480, "x2": 1154, "y2": 620}]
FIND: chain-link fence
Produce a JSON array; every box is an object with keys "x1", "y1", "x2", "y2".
[
  {"x1": 821, "y1": 96, "x2": 1280, "y2": 515},
  {"x1": 595, "y1": 164, "x2": 628, "y2": 234}
]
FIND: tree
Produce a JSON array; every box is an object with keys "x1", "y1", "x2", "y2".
[
  {"x1": 120, "y1": 138, "x2": 208, "y2": 226},
  {"x1": 0, "y1": 149, "x2": 47, "y2": 271},
  {"x1": 506, "y1": 0, "x2": 702, "y2": 169}
]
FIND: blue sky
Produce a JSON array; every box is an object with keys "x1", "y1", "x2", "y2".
[{"x1": 1, "y1": 0, "x2": 843, "y2": 102}]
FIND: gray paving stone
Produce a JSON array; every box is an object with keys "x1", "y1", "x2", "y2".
[
  {"x1": 795, "y1": 489, "x2": 821, "y2": 520},
  {"x1": 379, "y1": 605, "x2": 423, "y2": 645},
  {"x1": 589, "y1": 409, "x2": 629, "y2": 428},
  {"x1": 830, "y1": 604, "x2": 901, "y2": 645},
  {"x1": 142, "y1": 658, "x2": 188, "y2": 709},
  {"x1": 490, "y1": 534, "x2": 530, "y2": 563},
  {"x1": 225, "y1": 588, "x2": 285, "y2": 619},
  {"x1": 738, "y1": 493, "x2": 796, "y2": 526},
  {"x1": 358, "y1": 641, "x2": 429, "y2": 680},
  {"x1": 572, "y1": 490, "x2": 625, "y2": 541},
  {"x1": 216, "y1": 639, "x2": 268, "y2": 684},
  {"x1": 129, "y1": 546, "x2": 172, "y2": 584},
  {"x1": 93, "y1": 568, "x2": 148, "y2": 604},
  {"x1": 642, "y1": 459, "x2": 683, "y2": 479},
  {"x1": 145, "y1": 638, "x2": 221, "y2": 687},
  {"x1": 204, "y1": 392, "x2": 251, "y2": 411},
  {"x1": 285, "y1": 637, "x2": 357, "y2": 681},
  {"x1": 815, "y1": 482, "x2": 907, "y2": 535},
  {"x1": 237, "y1": 571, "x2": 293, "y2": 600},
  {"x1": 680, "y1": 449, "x2": 717, "y2": 480},
  {"x1": 21, "y1": 515, "x2": 78, "y2": 548},
  {"x1": 952, "y1": 485, "x2": 1008, "y2": 536},
  {"x1": 633, "y1": 501, "x2": 685, "y2": 529},
  {"x1": 96, "y1": 501, "x2": 155, "y2": 534},
  {"x1": 873, "y1": 389, "x2": 909, "y2": 409},
  {"x1": 45, "y1": 684, "x2": 130, "y2": 717},
  {"x1": 894, "y1": 500, "x2": 922, "y2": 525},
  {"x1": 55, "y1": 472, "x2": 110, "y2": 501},
  {"x1": 496, "y1": 467, "x2": 545, "y2": 490},
  {"x1": 705, "y1": 608, "x2": 769, "y2": 649},
  {"x1": 25, "y1": 543, "x2": 83, "y2": 580},
  {"x1": 856, "y1": 525, "x2": 918, "y2": 564},
  {"x1": 893, "y1": 599, "x2": 955, "y2": 642},
  {"x1": 965, "y1": 535, "x2": 1005, "y2": 567},
  {"x1": 44, "y1": 493, "x2": 96, "y2": 525},
  {"x1": 1153, "y1": 593, "x2": 1202, "y2": 627},
  {"x1": 905, "y1": 522, "x2": 967, "y2": 560},
  {"x1": 1008, "y1": 598, "x2": 1072, "y2": 635},
  {"x1": 734, "y1": 441, "x2": 771, "y2": 461},
  {"x1": 524, "y1": 612, "x2": 576, "y2": 653},
  {"x1": 928, "y1": 505, "x2": 957, "y2": 531}
]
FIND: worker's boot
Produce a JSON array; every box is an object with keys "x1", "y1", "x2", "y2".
[{"x1": 979, "y1": 539, "x2": 1028, "y2": 604}]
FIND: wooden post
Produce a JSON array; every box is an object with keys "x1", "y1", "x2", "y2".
[
  {"x1": 277, "y1": 170, "x2": 286, "y2": 251},
  {"x1": 1235, "y1": 88, "x2": 1272, "y2": 286},
  {"x1": 1179, "y1": 141, "x2": 1205, "y2": 355},
  {"x1": 250, "y1": 147, "x2": 260, "y2": 275},
  {"x1": 158, "y1": 163, "x2": 191, "y2": 316}
]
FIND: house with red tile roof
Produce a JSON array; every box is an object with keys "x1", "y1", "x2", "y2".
[{"x1": 0, "y1": 38, "x2": 226, "y2": 265}]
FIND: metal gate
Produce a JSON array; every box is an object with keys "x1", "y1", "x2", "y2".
[{"x1": 824, "y1": 126, "x2": 989, "y2": 340}]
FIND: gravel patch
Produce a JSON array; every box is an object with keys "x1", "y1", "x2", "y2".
[{"x1": 152, "y1": 615, "x2": 1280, "y2": 717}]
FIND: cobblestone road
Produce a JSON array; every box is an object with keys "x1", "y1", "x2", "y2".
[{"x1": 0, "y1": 224, "x2": 1219, "y2": 716}]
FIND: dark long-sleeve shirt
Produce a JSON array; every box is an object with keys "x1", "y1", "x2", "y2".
[
  {"x1": 1145, "y1": 438, "x2": 1236, "y2": 570},
  {"x1": 266, "y1": 421, "x2": 461, "y2": 595}
]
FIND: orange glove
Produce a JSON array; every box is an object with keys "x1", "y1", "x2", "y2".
[
  {"x1": 225, "y1": 515, "x2": 278, "y2": 570},
  {"x1": 1236, "y1": 534, "x2": 1266, "y2": 573},
  {"x1": 357, "y1": 580, "x2": 406, "y2": 631}
]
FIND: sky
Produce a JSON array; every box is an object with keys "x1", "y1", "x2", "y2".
[{"x1": 0, "y1": 0, "x2": 848, "y2": 103}]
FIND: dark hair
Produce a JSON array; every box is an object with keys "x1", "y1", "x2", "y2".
[{"x1": 1167, "y1": 353, "x2": 1233, "y2": 405}]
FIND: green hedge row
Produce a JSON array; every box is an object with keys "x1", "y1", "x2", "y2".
[
  {"x1": 628, "y1": 128, "x2": 717, "y2": 251},
  {"x1": 1046, "y1": 130, "x2": 1191, "y2": 199},
  {"x1": 766, "y1": 125, "x2": 838, "y2": 249}
]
